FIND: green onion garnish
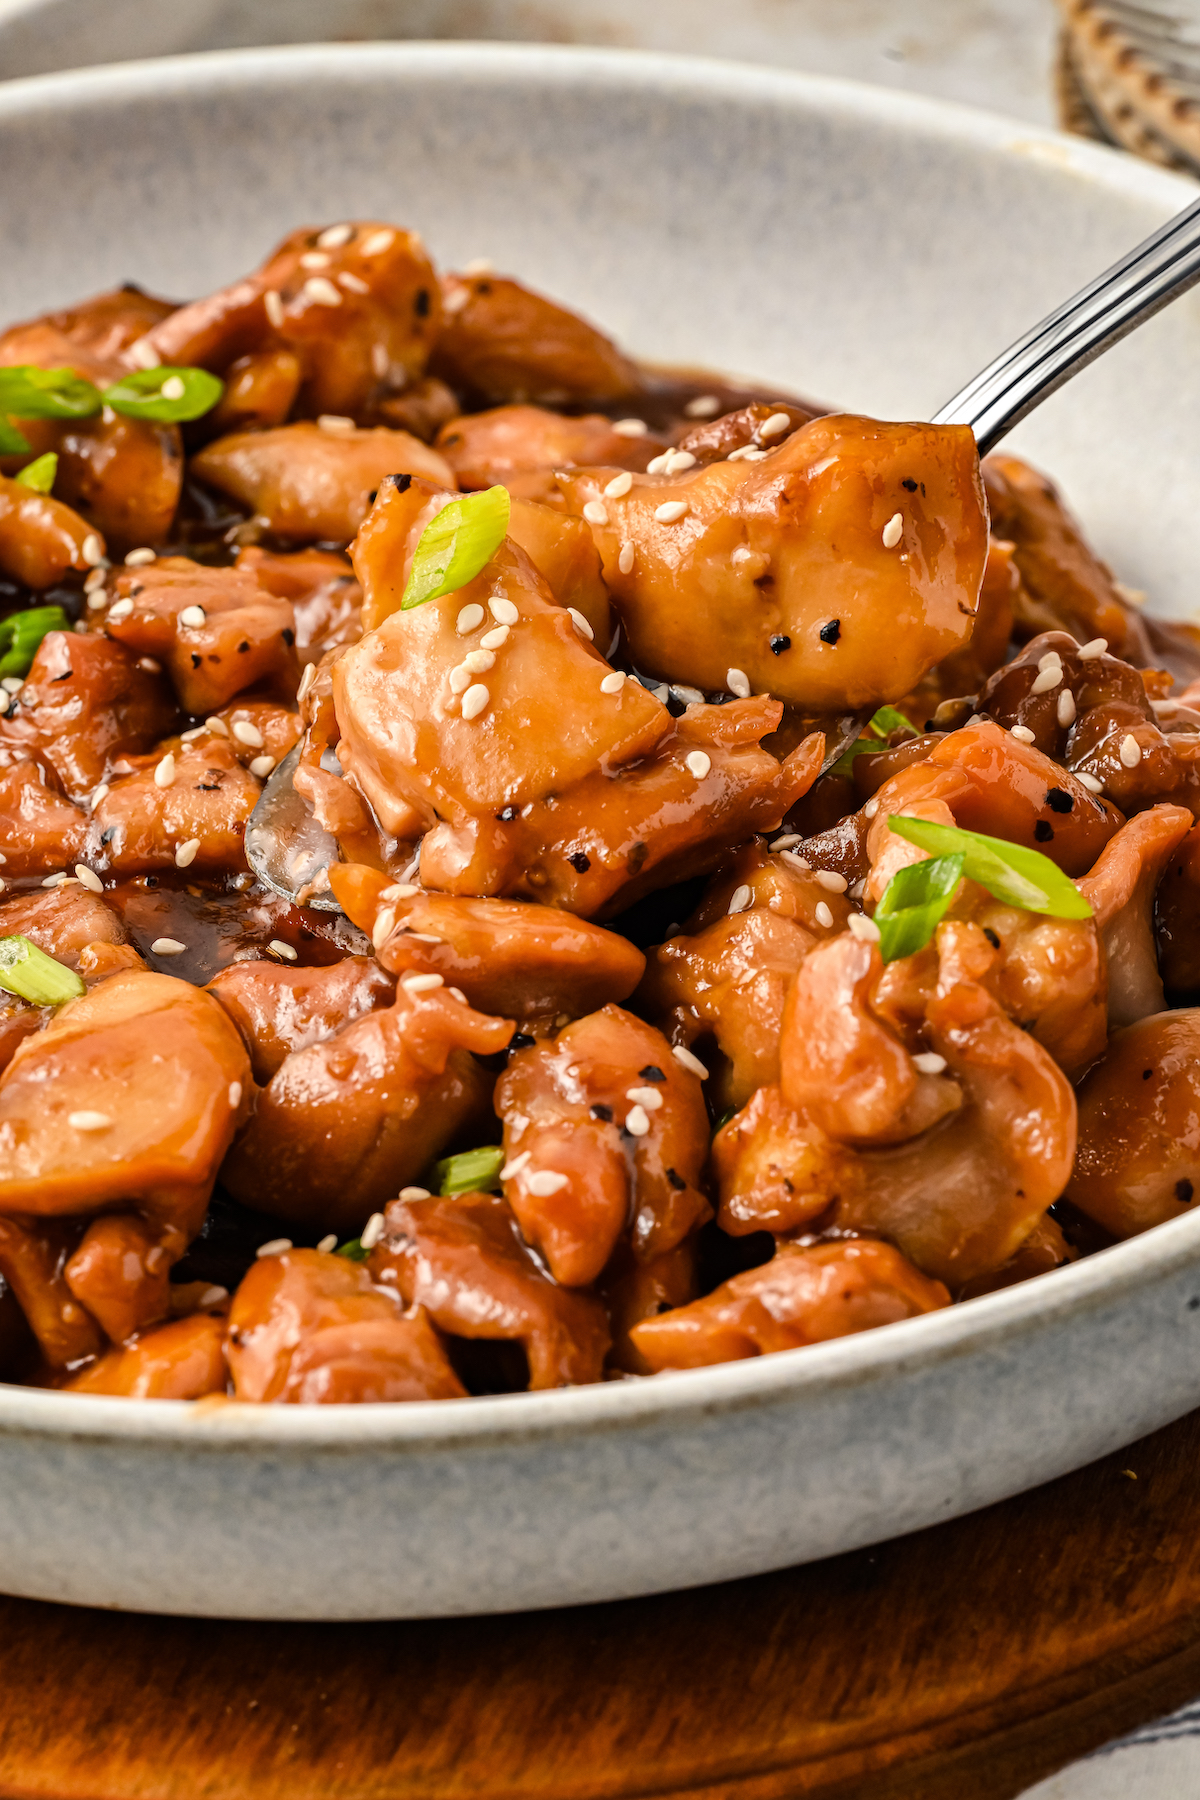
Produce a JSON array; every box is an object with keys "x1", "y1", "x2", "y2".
[
  {"x1": 0, "y1": 366, "x2": 104, "y2": 421},
  {"x1": 401, "y1": 485, "x2": 511, "y2": 610},
  {"x1": 0, "y1": 936, "x2": 86, "y2": 1006},
  {"x1": 13, "y1": 452, "x2": 57, "y2": 495},
  {"x1": 0, "y1": 604, "x2": 69, "y2": 678},
  {"x1": 0, "y1": 418, "x2": 31, "y2": 456},
  {"x1": 432, "y1": 1145, "x2": 505, "y2": 1195},
  {"x1": 100, "y1": 365, "x2": 224, "y2": 423},
  {"x1": 335, "y1": 1237, "x2": 369, "y2": 1262},
  {"x1": 875, "y1": 853, "x2": 966, "y2": 964},
  {"x1": 831, "y1": 705, "x2": 920, "y2": 777},
  {"x1": 886, "y1": 816, "x2": 1093, "y2": 919}
]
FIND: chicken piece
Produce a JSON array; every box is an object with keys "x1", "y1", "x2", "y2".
[
  {"x1": 685, "y1": 840, "x2": 855, "y2": 935},
  {"x1": 191, "y1": 423, "x2": 455, "y2": 544},
  {"x1": 0, "y1": 1216, "x2": 103, "y2": 1368},
  {"x1": 209, "y1": 348, "x2": 303, "y2": 432},
  {"x1": 716, "y1": 924, "x2": 1078, "y2": 1285},
  {"x1": 1156, "y1": 820, "x2": 1200, "y2": 996},
  {"x1": 494, "y1": 1005, "x2": 710, "y2": 1287},
  {"x1": 959, "y1": 894, "x2": 1107, "y2": 1078},
  {"x1": 674, "y1": 401, "x2": 818, "y2": 466},
  {"x1": 329, "y1": 866, "x2": 645, "y2": 1023},
  {"x1": 435, "y1": 405, "x2": 661, "y2": 503},
  {"x1": 601, "y1": 1239, "x2": 700, "y2": 1376},
  {"x1": 375, "y1": 375, "x2": 460, "y2": 443},
  {"x1": 0, "y1": 884, "x2": 127, "y2": 971},
  {"x1": 235, "y1": 545, "x2": 363, "y2": 662},
  {"x1": 0, "y1": 969, "x2": 250, "y2": 1244},
  {"x1": 225, "y1": 1248, "x2": 465, "y2": 1404},
  {"x1": 138, "y1": 222, "x2": 442, "y2": 418},
  {"x1": 65, "y1": 1311, "x2": 228, "y2": 1398},
  {"x1": 957, "y1": 1212, "x2": 1073, "y2": 1300},
  {"x1": 631, "y1": 1239, "x2": 949, "y2": 1370},
  {"x1": 431, "y1": 272, "x2": 641, "y2": 407},
  {"x1": 0, "y1": 1001, "x2": 46, "y2": 1077},
  {"x1": 0, "y1": 753, "x2": 88, "y2": 876},
  {"x1": 916, "y1": 536, "x2": 1018, "y2": 708},
  {"x1": 506, "y1": 498, "x2": 611, "y2": 645},
  {"x1": 982, "y1": 454, "x2": 1150, "y2": 663},
  {"x1": 0, "y1": 474, "x2": 101, "y2": 588},
  {"x1": 220, "y1": 983, "x2": 513, "y2": 1229},
  {"x1": 1066, "y1": 1011, "x2": 1200, "y2": 1237},
  {"x1": 0, "y1": 283, "x2": 176, "y2": 385},
  {"x1": 63, "y1": 1212, "x2": 174, "y2": 1344},
  {"x1": 1077, "y1": 805, "x2": 1193, "y2": 1029},
  {"x1": 558, "y1": 414, "x2": 988, "y2": 709},
  {"x1": 91, "y1": 735, "x2": 261, "y2": 876},
  {"x1": 370, "y1": 1190, "x2": 610, "y2": 1390},
  {"x1": 336, "y1": 476, "x2": 822, "y2": 916},
  {"x1": 0, "y1": 629, "x2": 177, "y2": 799},
  {"x1": 206, "y1": 955, "x2": 396, "y2": 1084},
  {"x1": 99, "y1": 556, "x2": 299, "y2": 717},
  {"x1": 53, "y1": 413, "x2": 183, "y2": 555}
]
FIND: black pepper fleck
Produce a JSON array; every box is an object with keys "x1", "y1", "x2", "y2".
[
  {"x1": 568, "y1": 851, "x2": 591, "y2": 873},
  {"x1": 1034, "y1": 819, "x2": 1054, "y2": 842},
  {"x1": 591, "y1": 1103, "x2": 614, "y2": 1122},
  {"x1": 902, "y1": 478, "x2": 918, "y2": 492},
  {"x1": 510, "y1": 1031, "x2": 535, "y2": 1049},
  {"x1": 666, "y1": 1168, "x2": 687, "y2": 1191},
  {"x1": 1046, "y1": 787, "x2": 1074, "y2": 813},
  {"x1": 1178, "y1": 1179, "x2": 1195, "y2": 1205},
  {"x1": 1144, "y1": 1068, "x2": 1154, "y2": 1080},
  {"x1": 983, "y1": 927, "x2": 1001, "y2": 949},
  {"x1": 414, "y1": 287, "x2": 431, "y2": 317},
  {"x1": 819, "y1": 619, "x2": 841, "y2": 645},
  {"x1": 639, "y1": 1065, "x2": 666, "y2": 1082},
  {"x1": 769, "y1": 634, "x2": 791, "y2": 655}
]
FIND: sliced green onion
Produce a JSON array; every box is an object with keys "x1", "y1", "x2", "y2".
[
  {"x1": 0, "y1": 604, "x2": 69, "y2": 678},
  {"x1": 887, "y1": 816, "x2": 1093, "y2": 919},
  {"x1": 0, "y1": 418, "x2": 31, "y2": 456},
  {"x1": 831, "y1": 705, "x2": 921, "y2": 777},
  {"x1": 0, "y1": 936, "x2": 86, "y2": 1006},
  {"x1": 401, "y1": 485, "x2": 511, "y2": 611},
  {"x1": 433, "y1": 1145, "x2": 505, "y2": 1195},
  {"x1": 874, "y1": 853, "x2": 965, "y2": 964},
  {"x1": 335, "y1": 1237, "x2": 369, "y2": 1262},
  {"x1": 13, "y1": 452, "x2": 57, "y2": 495},
  {"x1": 0, "y1": 366, "x2": 101, "y2": 420},
  {"x1": 871, "y1": 705, "x2": 919, "y2": 739},
  {"x1": 711, "y1": 1106, "x2": 738, "y2": 1137},
  {"x1": 102, "y1": 365, "x2": 224, "y2": 423}
]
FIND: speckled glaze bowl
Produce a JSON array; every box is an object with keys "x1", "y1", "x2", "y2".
[{"x1": 2, "y1": 44, "x2": 1200, "y2": 1620}]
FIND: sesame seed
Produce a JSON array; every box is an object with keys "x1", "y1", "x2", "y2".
[
  {"x1": 655, "y1": 501, "x2": 688, "y2": 524},
  {"x1": 527, "y1": 1169, "x2": 569, "y2": 1197},
  {"x1": 566, "y1": 608, "x2": 593, "y2": 640},
  {"x1": 1077, "y1": 638, "x2": 1107, "y2": 660},
  {"x1": 256, "y1": 1238, "x2": 292, "y2": 1258},
  {"x1": 74, "y1": 864, "x2": 103, "y2": 893},
  {"x1": 611, "y1": 418, "x2": 647, "y2": 437},
  {"x1": 229, "y1": 1082, "x2": 242, "y2": 1108},
  {"x1": 771, "y1": 834, "x2": 801, "y2": 850},
  {"x1": 174, "y1": 839, "x2": 201, "y2": 869},
  {"x1": 913, "y1": 1051, "x2": 947, "y2": 1075},
  {"x1": 1030, "y1": 665, "x2": 1062, "y2": 694},
  {"x1": 160, "y1": 375, "x2": 185, "y2": 401},
  {"x1": 150, "y1": 938, "x2": 186, "y2": 955},
  {"x1": 727, "y1": 445, "x2": 766, "y2": 462},
  {"x1": 318, "y1": 222, "x2": 355, "y2": 248},
  {"x1": 268, "y1": 939, "x2": 298, "y2": 961},
  {"x1": 232, "y1": 720, "x2": 264, "y2": 747},
  {"x1": 664, "y1": 450, "x2": 697, "y2": 474},
  {"x1": 264, "y1": 289, "x2": 285, "y2": 329},
  {"x1": 81, "y1": 534, "x2": 104, "y2": 567},
  {"x1": 600, "y1": 671, "x2": 626, "y2": 695},
  {"x1": 461, "y1": 683, "x2": 490, "y2": 720},
  {"x1": 685, "y1": 750, "x2": 712, "y2": 779},
  {"x1": 1119, "y1": 733, "x2": 1142, "y2": 768},
  {"x1": 448, "y1": 986, "x2": 467, "y2": 1003},
  {"x1": 456, "y1": 602, "x2": 485, "y2": 634},
  {"x1": 360, "y1": 1212, "x2": 386, "y2": 1251},
  {"x1": 604, "y1": 471, "x2": 633, "y2": 499},
  {"x1": 205, "y1": 715, "x2": 230, "y2": 736},
  {"x1": 1057, "y1": 690, "x2": 1076, "y2": 727},
  {"x1": 248, "y1": 756, "x2": 276, "y2": 783},
  {"x1": 443, "y1": 287, "x2": 469, "y2": 317},
  {"x1": 68, "y1": 1111, "x2": 112, "y2": 1131},
  {"x1": 462, "y1": 256, "x2": 493, "y2": 275},
  {"x1": 500, "y1": 1150, "x2": 532, "y2": 1180},
  {"x1": 303, "y1": 276, "x2": 342, "y2": 307},
  {"x1": 582, "y1": 499, "x2": 609, "y2": 526},
  {"x1": 759, "y1": 411, "x2": 792, "y2": 440},
  {"x1": 726, "y1": 667, "x2": 751, "y2": 698},
  {"x1": 684, "y1": 394, "x2": 721, "y2": 418},
  {"x1": 316, "y1": 1234, "x2": 337, "y2": 1255},
  {"x1": 1077, "y1": 771, "x2": 1104, "y2": 793},
  {"x1": 107, "y1": 597, "x2": 134, "y2": 621},
  {"x1": 847, "y1": 912, "x2": 881, "y2": 944},
  {"x1": 89, "y1": 783, "x2": 109, "y2": 808},
  {"x1": 815, "y1": 869, "x2": 848, "y2": 893},
  {"x1": 618, "y1": 541, "x2": 635, "y2": 576},
  {"x1": 462, "y1": 649, "x2": 494, "y2": 677},
  {"x1": 626, "y1": 1086, "x2": 664, "y2": 1111},
  {"x1": 317, "y1": 413, "x2": 356, "y2": 435},
  {"x1": 673, "y1": 684, "x2": 705, "y2": 704},
  {"x1": 489, "y1": 597, "x2": 519, "y2": 625},
  {"x1": 449, "y1": 664, "x2": 472, "y2": 695},
  {"x1": 815, "y1": 901, "x2": 834, "y2": 928},
  {"x1": 372, "y1": 907, "x2": 396, "y2": 951},
  {"x1": 296, "y1": 664, "x2": 317, "y2": 702},
  {"x1": 882, "y1": 513, "x2": 904, "y2": 549},
  {"x1": 84, "y1": 567, "x2": 106, "y2": 593},
  {"x1": 1010, "y1": 725, "x2": 1037, "y2": 744},
  {"x1": 338, "y1": 272, "x2": 370, "y2": 295},
  {"x1": 625, "y1": 1104, "x2": 651, "y2": 1137},
  {"x1": 153, "y1": 752, "x2": 176, "y2": 789},
  {"x1": 402, "y1": 972, "x2": 444, "y2": 993},
  {"x1": 672, "y1": 1043, "x2": 709, "y2": 1079},
  {"x1": 361, "y1": 228, "x2": 396, "y2": 257},
  {"x1": 728, "y1": 884, "x2": 753, "y2": 914},
  {"x1": 86, "y1": 592, "x2": 107, "y2": 612},
  {"x1": 137, "y1": 657, "x2": 161, "y2": 674},
  {"x1": 127, "y1": 338, "x2": 161, "y2": 370},
  {"x1": 1037, "y1": 651, "x2": 1063, "y2": 672},
  {"x1": 124, "y1": 547, "x2": 155, "y2": 567},
  {"x1": 380, "y1": 883, "x2": 420, "y2": 901},
  {"x1": 480, "y1": 623, "x2": 509, "y2": 649},
  {"x1": 41, "y1": 873, "x2": 68, "y2": 887},
  {"x1": 646, "y1": 452, "x2": 673, "y2": 476},
  {"x1": 179, "y1": 604, "x2": 206, "y2": 628},
  {"x1": 199, "y1": 1285, "x2": 229, "y2": 1306}
]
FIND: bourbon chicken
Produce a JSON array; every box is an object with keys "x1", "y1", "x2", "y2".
[{"x1": 0, "y1": 218, "x2": 1195, "y2": 1407}]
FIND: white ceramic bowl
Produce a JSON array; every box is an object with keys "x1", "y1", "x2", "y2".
[{"x1": 3, "y1": 43, "x2": 1200, "y2": 1621}]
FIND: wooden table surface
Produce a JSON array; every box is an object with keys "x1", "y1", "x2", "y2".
[{"x1": 4, "y1": 1407, "x2": 1200, "y2": 1800}]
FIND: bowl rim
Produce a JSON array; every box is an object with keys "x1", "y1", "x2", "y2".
[{"x1": 2, "y1": 39, "x2": 1199, "y2": 1449}]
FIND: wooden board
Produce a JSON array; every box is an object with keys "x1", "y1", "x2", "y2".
[{"x1": 4, "y1": 1407, "x2": 1200, "y2": 1800}]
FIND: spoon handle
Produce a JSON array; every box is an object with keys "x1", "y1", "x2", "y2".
[{"x1": 933, "y1": 190, "x2": 1200, "y2": 454}]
